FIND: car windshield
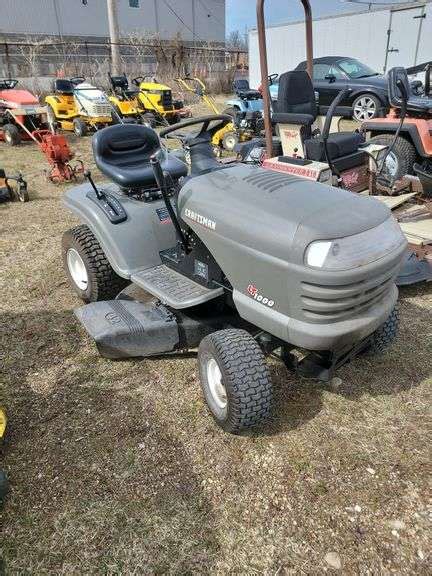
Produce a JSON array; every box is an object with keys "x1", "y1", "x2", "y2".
[{"x1": 338, "y1": 58, "x2": 378, "y2": 79}]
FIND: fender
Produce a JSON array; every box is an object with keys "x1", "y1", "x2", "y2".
[
  {"x1": 363, "y1": 120, "x2": 428, "y2": 157},
  {"x1": 63, "y1": 182, "x2": 177, "y2": 278}
]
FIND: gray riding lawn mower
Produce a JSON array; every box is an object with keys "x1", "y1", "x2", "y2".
[{"x1": 61, "y1": 111, "x2": 407, "y2": 434}]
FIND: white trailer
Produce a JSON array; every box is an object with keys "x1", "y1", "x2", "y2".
[{"x1": 249, "y1": 1, "x2": 432, "y2": 89}]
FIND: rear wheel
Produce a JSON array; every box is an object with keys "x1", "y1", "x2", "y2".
[
  {"x1": 73, "y1": 117, "x2": 88, "y2": 137},
  {"x1": 3, "y1": 124, "x2": 21, "y2": 146},
  {"x1": 369, "y1": 134, "x2": 417, "y2": 180},
  {"x1": 198, "y1": 329, "x2": 273, "y2": 433},
  {"x1": 352, "y1": 94, "x2": 381, "y2": 121},
  {"x1": 62, "y1": 224, "x2": 128, "y2": 302}
]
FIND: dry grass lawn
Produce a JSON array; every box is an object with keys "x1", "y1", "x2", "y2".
[{"x1": 0, "y1": 100, "x2": 431, "y2": 574}]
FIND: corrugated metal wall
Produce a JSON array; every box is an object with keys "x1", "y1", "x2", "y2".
[
  {"x1": 249, "y1": 3, "x2": 432, "y2": 88},
  {"x1": 0, "y1": 0, "x2": 225, "y2": 43}
]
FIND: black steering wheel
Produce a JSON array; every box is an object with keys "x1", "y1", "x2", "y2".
[
  {"x1": 159, "y1": 114, "x2": 233, "y2": 142},
  {"x1": 71, "y1": 76, "x2": 85, "y2": 85}
]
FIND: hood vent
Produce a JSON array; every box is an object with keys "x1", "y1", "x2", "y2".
[{"x1": 242, "y1": 170, "x2": 302, "y2": 193}]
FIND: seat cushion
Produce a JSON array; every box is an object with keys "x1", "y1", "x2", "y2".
[
  {"x1": 93, "y1": 124, "x2": 187, "y2": 189},
  {"x1": 304, "y1": 131, "x2": 365, "y2": 162}
]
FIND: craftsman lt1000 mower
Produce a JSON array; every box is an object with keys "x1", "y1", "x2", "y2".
[{"x1": 62, "y1": 113, "x2": 406, "y2": 433}]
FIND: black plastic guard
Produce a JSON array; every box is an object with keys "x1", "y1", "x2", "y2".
[{"x1": 75, "y1": 299, "x2": 179, "y2": 359}]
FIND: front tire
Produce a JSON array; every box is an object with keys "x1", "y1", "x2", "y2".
[
  {"x1": 365, "y1": 304, "x2": 400, "y2": 356},
  {"x1": 62, "y1": 225, "x2": 128, "y2": 302},
  {"x1": 198, "y1": 329, "x2": 273, "y2": 433},
  {"x1": 352, "y1": 94, "x2": 381, "y2": 122},
  {"x1": 73, "y1": 117, "x2": 88, "y2": 137},
  {"x1": 3, "y1": 124, "x2": 21, "y2": 146},
  {"x1": 369, "y1": 135, "x2": 417, "y2": 180},
  {"x1": 222, "y1": 131, "x2": 239, "y2": 151}
]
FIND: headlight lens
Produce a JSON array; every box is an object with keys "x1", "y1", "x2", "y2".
[{"x1": 305, "y1": 217, "x2": 406, "y2": 270}]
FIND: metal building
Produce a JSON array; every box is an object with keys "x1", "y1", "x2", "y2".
[
  {"x1": 0, "y1": 0, "x2": 225, "y2": 43},
  {"x1": 249, "y1": 1, "x2": 432, "y2": 88}
]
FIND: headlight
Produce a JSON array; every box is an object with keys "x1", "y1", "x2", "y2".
[{"x1": 304, "y1": 217, "x2": 406, "y2": 270}]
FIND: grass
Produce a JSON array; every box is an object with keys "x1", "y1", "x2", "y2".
[{"x1": 0, "y1": 100, "x2": 431, "y2": 574}]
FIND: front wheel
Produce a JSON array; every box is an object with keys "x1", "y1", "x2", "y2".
[
  {"x1": 3, "y1": 124, "x2": 21, "y2": 146},
  {"x1": 62, "y1": 225, "x2": 128, "y2": 302},
  {"x1": 73, "y1": 117, "x2": 88, "y2": 137},
  {"x1": 222, "y1": 131, "x2": 239, "y2": 151},
  {"x1": 364, "y1": 304, "x2": 400, "y2": 356},
  {"x1": 352, "y1": 94, "x2": 381, "y2": 122},
  {"x1": 198, "y1": 329, "x2": 273, "y2": 433}
]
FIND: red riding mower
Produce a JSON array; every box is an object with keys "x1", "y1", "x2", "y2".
[{"x1": 0, "y1": 78, "x2": 46, "y2": 145}]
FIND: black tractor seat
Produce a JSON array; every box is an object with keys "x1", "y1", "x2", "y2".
[
  {"x1": 233, "y1": 79, "x2": 262, "y2": 100},
  {"x1": 389, "y1": 67, "x2": 432, "y2": 114},
  {"x1": 93, "y1": 124, "x2": 188, "y2": 189},
  {"x1": 304, "y1": 131, "x2": 365, "y2": 162},
  {"x1": 273, "y1": 70, "x2": 365, "y2": 162}
]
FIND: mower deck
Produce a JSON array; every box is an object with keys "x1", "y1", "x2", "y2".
[{"x1": 131, "y1": 264, "x2": 223, "y2": 309}]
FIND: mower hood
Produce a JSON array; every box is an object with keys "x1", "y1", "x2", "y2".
[
  {"x1": 0, "y1": 88, "x2": 39, "y2": 107},
  {"x1": 178, "y1": 163, "x2": 391, "y2": 266}
]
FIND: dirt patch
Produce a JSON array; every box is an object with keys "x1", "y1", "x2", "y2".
[{"x1": 0, "y1": 104, "x2": 431, "y2": 574}]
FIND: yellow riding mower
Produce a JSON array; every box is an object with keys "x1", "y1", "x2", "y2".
[
  {"x1": 108, "y1": 73, "x2": 145, "y2": 124},
  {"x1": 45, "y1": 77, "x2": 112, "y2": 137},
  {"x1": 175, "y1": 77, "x2": 259, "y2": 154},
  {"x1": 132, "y1": 76, "x2": 191, "y2": 126}
]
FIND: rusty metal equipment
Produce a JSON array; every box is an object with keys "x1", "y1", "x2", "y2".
[
  {"x1": 33, "y1": 129, "x2": 84, "y2": 183},
  {"x1": 256, "y1": 0, "x2": 313, "y2": 159},
  {"x1": 6, "y1": 108, "x2": 84, "y2": 183}
]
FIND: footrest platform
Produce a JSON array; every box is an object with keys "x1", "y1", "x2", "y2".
[{"x1": 131, "y1": 265, "x2": 223, "y2": 309}]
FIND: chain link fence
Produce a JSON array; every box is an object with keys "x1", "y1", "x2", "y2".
[{"x1": 0, "y1": 37, "x2": 248, "y2": 96}]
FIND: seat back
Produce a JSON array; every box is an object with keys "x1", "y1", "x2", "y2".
[
  {"x1": 110, "y1": 74, "x2": 129, "y2": 91},
  {"x1": 93, "y1": 124, "x2": 160, "y2": 172},
  {"x1": 233, "y1": 79, "x2": 250, "y2": 92},
  {"x1": 54, "y1": 79, "x2": 74, "y2": 94},
  {"x1": 276, "y1": 71, "x2": 317, "y2": 118},
  {"x1": 388, "y1": 67, "x2": 412, "y2": 108}
]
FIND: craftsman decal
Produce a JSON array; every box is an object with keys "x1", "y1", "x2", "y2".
[
  {"x1": 184, "y1": 208, "x2": 216, "y2": 230},
  {"x1": 247, "y1": 284, "x2": 274, "y2": 307}
]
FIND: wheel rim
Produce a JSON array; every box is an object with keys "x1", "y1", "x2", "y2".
[
  {"x1": 206, "y1": 358, "x2": 227, "y2": 410},
  {"x1": 353, "y1": 96, "x2": 376, "y2": 121},
  {"x1": 4, "y1": 131, "x2": 12, "y2": 144},
  {"x1": 224, "y1": 134, "x2": 237, "y2": 151},
  {"x1": 383, "y1": 151, "x2": 399, "y2": 178},
  {"x1": 67, "y1": 248, "x2": 88, "y2": 290}
]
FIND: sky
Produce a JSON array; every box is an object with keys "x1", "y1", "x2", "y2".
[{"x1": 225, "y1": 0, "x2": 394, "y2": 34}]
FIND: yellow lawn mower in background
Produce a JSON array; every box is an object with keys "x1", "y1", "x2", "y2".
[
  {"x1": 45, "y1": 77, "x2": 112, "y2": 137},
  {"x1": 108, "y1": 73, "x2": 147, "y2": 124},
  {"x1": 175, "y1": 77, "x2": 260, "y2": 155},
  {"x1": 131, "y1": 76, "x2": 191, "y2": 126}
]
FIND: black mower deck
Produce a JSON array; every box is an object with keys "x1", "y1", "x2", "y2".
[{"x1": 131, "y1": 264, "x2": 223, "y2": 309}]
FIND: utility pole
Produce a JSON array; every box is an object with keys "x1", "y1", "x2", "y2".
[{"x1": 107, "y1": 0, "x2": 121, "y2": 75}]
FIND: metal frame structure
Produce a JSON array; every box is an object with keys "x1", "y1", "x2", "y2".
[{"x1": 256, "y1": 0, "x2": 313, "y2": 158}]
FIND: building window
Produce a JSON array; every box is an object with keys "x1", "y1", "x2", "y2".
[{"x1": 129, "y1": 0, "x2": 139, "y2": 7}]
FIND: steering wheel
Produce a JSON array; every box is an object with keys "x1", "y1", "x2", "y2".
[
  {"x1": 132, "y1": 76, "x2": 145, "y2": 86},
  {"x1": 159, "y1": 114, "x2": 233, "y2": 143},
  {"x1": 71, "y1": 76, "x2": 85, "y2": 85}
]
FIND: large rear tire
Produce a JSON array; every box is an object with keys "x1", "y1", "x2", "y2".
[
  {"x1": 198, "y1": 329, "x2": 273, "y2": 433},
  {"x1": 62, "y1": 225, "x2": 128, "y2": 303},
  {"x1": 369, "y1": 134, "x2": 417, "y2": 180}
]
